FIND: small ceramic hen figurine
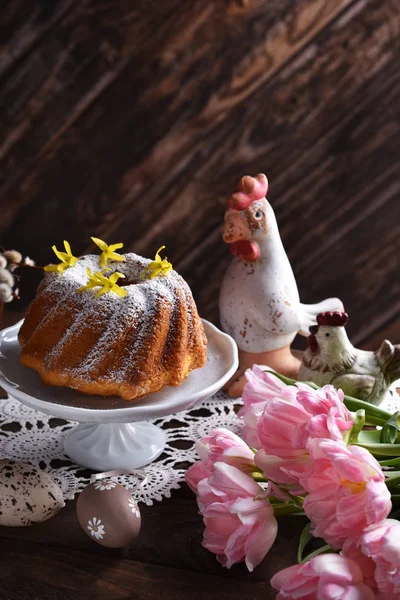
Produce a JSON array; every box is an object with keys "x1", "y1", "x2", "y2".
[
  {"x1": 219, "y1": 174, "x2": 343, "y2": 396},
  {"x1": 299, "y1": 311, "x2": 400, "y2": 406}
]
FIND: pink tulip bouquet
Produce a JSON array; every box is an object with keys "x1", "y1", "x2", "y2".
[{"x1": 186, "y1": 365, "x2": 400, "y2": 599}]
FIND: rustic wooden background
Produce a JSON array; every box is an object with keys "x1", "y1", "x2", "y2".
[
  {"x1": 1, "y1": 3, "x2": 400, "y2": 598},
  {"x1": 1, "y1": 0, "x2": 400, "y2": 348}
]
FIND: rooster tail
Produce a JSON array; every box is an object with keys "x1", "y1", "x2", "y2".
[
  {"x1": 298, "y1": 297, "x2": 344, "y2": 337},
  {"x1": 376, "y1": 340, "x2": 400, "y2": 384}
]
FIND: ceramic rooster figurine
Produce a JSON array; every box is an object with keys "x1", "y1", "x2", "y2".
[
  {"x1": 219, "y1": 173, "x2": 343, "y2": 396},
  {"x1": 299, "y1": 311, "x2": 400, "y2": 406}
]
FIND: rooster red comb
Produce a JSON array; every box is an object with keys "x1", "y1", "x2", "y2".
[
  {"x1": 228, "y1": 173, "x2": 268, "y2": 211},
  {"x1": 317, "y1": 312, "x2": 349, "y2": 327}
]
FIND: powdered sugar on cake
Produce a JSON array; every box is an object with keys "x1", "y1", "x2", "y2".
[
  {"x1": 19, "y1": 249, "x2": 207, "y2": 400},
  {"x1": 40, "y1": 253, "x2": 181, "y2": 381}
]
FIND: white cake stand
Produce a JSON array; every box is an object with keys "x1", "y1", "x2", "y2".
[{"x1": 0, "y1": 319, "x2": 238, "y2": 471}]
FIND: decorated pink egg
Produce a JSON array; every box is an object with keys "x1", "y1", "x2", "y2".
[{"x1": 76, "y1": 479, "x2": 141, "y2": 548}]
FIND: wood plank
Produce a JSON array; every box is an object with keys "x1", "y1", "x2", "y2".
[
  {"x1": 0, "y1": 1, "x2": 76, "y2": 80},
  {"x1": 169, "y1": 0, "x2": 400, "y2": 343},
  {"x1": 0, "y1": 487, "x2": 306, "y2": 600},
  {"x1": 361, "y1": 315, "x2": 400, "y2": 349},
  {"x1": 0, "y1": 540, "x2": 275, "y2": 600},
  {"x1": 1, "y1": 0, "x2": 352, "y2": 226},
  {"x1": 183, "y1": 0, "x2": 400, "y2": 342},
  {"x1": 1, "y1": 0, "x2": 399, "y2": 344},
  {"x1": 0, "y1": 0, "x2": 184, "y2": 197}
]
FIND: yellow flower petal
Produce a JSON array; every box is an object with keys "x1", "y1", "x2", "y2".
[
  {"x1": 45, "y1": 241, "x2": 78, "y2": 274},
  {"x1": 108, "y1": 251, "x2": 125, "y2": 262},
  {"x1": 141, "y1": 246, "x2": 173, "y2": 280},
  {"x1": 52, "y1": 246, "x2": 68, "y2": 262},
  {"x1": 114, "y1": 287, "x2": 128, "y2": 297},
  {"x1": 110, "y1": 272, "x2": 124, "y2": 284},
  {"x1": 77, "y1": 267, "x2": 127, "y2": 298},
  {"x1": 91, "y1": 237, "x2": 125, "y2": 267},
  {"x1": 91, "y1": 237, "x2": 108, "y2": 252},
  {"x1": 63, "y1": 240, "x2": 72, "y2": 256},
  {"x1": 57, "y1": 263, "x2": 69, "y2": 273}
]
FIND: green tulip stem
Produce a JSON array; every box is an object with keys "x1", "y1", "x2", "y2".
[
  {"x1": 385, "y1": 474, "x2": 400, "y2": 490},
  {"x1": 273, "y1": 504, "x2": 304, "y2": 517},
  {"x1": 355, "y1": 443, "x2": 400, "y2": 457}
]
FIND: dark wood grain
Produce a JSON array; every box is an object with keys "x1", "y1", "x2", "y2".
[
  {"x1": 0, "y1": 485, "x2": 307, "y2": 600},
  {"x1": 1, "y1": 0, "x2": 399, "y2": 347},
  {"x1": 0, "y1": 1, "x2": 76, "y2": 80},
  {"x1": 0, "y1": 1, "x2": 400, "y2": 597}
]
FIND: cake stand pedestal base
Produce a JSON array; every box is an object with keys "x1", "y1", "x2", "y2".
[
  {"x1": 0, "y1": 319, "x2": 238, "y2": 472},
  {"x1": 64, "y1": 422, "x2": 166, "y2": 471}
]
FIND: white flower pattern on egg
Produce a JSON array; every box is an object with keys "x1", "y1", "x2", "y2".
[
  {"x1": 77, "y1": 482, "x2": 141, "y2": 547},
  {"x1": 87, "y1": 517, "x2": 105, "y2": 539},
  {"x1": 128, "y1": 498, "x2": 140, "y2": 518},
  {"x1": 93, "y1": 479, "x2": 118, "y2": 491}
]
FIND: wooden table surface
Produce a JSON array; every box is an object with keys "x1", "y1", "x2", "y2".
[{"x1": 0, "y1": 490, "x2": 307, "y2": 600}]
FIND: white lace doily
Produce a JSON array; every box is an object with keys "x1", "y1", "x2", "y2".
[
  {"x1": 0, "y1": 392, "x2": 243, "y2": 506},
  {"x1": 1, "y1": 383, "x2": 398, "y2": 506}
]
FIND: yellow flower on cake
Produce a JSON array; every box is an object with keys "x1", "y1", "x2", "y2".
[
  {"x1": 142, "y1": 246, "x2": 173, "y2": 279},
  {"x1": 44, "y1": 241, "x2": 78, "y2": 273},
  {"x1": 78, "y1": 268, "x2": 127, "y2": 297},
  {"x1": 91, "y1": 237, "x2": 126, "y2": 268}
]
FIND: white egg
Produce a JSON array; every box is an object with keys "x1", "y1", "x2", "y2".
[{"x1": 0, "y1": 460, "x2": 65, "y2": 527}]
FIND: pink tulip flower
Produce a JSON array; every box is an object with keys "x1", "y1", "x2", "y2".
[
  {"x1": 242, "y1": 365, "x2": 292, "y2": 403},
  {"x1": 256, "y1": 385, "x2": 354, "y2": 458},
  {"x1": 271, "y1": 554, "x2": 376, "y2": 599},
  {"x1": 344, "y1": 519, "x2": 400, "y2": 598},
  {"x1": 185, "y1": 460, "x2": 213, "y2": 494},
  {"x1": 257, "y1": 398, "x2": 311, "y2": 458},
  {"x1": 254, "y1": 383, "x2": 354, "y2": 493},
  {"x1": 240, "y1": 368, "x2": 354, "y2": 453},
  {"x1": 300, "y1": 439, "x2": 391, "y2": 549},
  {"x1": 240, "y1": 366, "x2": 297, "y2": 447},
  {"x1": 195, "y1": 428, "x2": 255, "y2": 467},
  {"x1": 198, "y1": 462, "x2": 278, "y2": 571},
  {"x1": 185, "y1": 428, "x2": 255, "y2": 493},
  {"x1": 241, "y1": 402, "x2": 265, "y2": 449},
  {"x1": 254, "y1": 397, "x2": 311, "y2": 495},
  {"x1": 341, "y1": 537, "x2": 377, "y2": 589},
  {"x1": 255, "y1": 451, "x2": 310, "y2": 496},
  {"x1": 295, "y1": 383, "x2": 354, "y2": 446}
]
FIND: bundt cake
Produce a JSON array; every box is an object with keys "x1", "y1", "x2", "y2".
[{"x1": 18, "y1": 245, "x2": 207, "y2": 401}]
